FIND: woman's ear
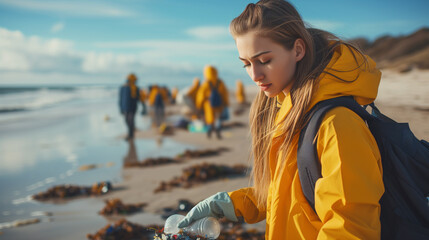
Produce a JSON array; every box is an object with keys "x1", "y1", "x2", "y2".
[{"x1": 294, "y1": 38, "x2": 305, "y2": 62}]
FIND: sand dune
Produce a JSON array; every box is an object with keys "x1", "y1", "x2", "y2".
[{"x1": 350, "y1": 27, "x2": 429, "y2": 71}]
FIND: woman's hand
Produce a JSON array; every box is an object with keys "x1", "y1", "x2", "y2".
[{"x1": 177, "y1": 192, "x2": 238, "y2": 228}]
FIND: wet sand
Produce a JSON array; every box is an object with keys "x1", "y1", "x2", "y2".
[
  {"x1": 2, "y1": 69, "x2": 428, "y2": 239},
  {"x1": 108, "y1": 103, "x2": 254, "y2": 214}
]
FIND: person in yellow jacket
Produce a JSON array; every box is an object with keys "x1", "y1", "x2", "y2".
[
  {"x1": 184, "y1": 77, "x2": 200, "y2": 119},
  {"x1": 235, "y1": 79, "x2": 246, "y2": 105},
  {"x1": 196, "y1": 65, "x2": 229, "y2": 139},
  {"x1": 147, "y1": 85, "x2": 169, "y2": 127},
  {"x1": 178, "y1": 1, "x2": 384, "y2": 239},
  {"x1": 234, "y1": 79, "x2": 248, "y2": 116}
]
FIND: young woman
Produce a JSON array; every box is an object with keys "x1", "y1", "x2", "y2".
[{"x1": 178, "y1": 0, "x2": 384, "y2": 239}]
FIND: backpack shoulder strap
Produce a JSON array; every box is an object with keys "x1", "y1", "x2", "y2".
[
  {"x1": 210, "y1": 80, "x2": 219, "y2": 89},
  {"x1": 297, "y1": 96, "x2": 373, "y2": 212}
]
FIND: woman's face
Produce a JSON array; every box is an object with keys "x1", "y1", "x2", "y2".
[{"x1": 235, "y1": 31, "x2": 304, "y2": 98}]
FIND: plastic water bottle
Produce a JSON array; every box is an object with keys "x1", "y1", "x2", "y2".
[
  {"x1": 164, "y1": 214, "x2": 184, "y2": 235},
  {"x1": 164, "y1": 214, "x2": 221, "y2": 239}
]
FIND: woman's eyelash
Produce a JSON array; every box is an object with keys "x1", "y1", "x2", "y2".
[{"x1": 242, "y1": 59, "x2": 270, "y2": 68}]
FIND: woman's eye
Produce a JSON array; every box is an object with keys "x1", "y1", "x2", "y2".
[
  {"x1": 261, "y1": 60, "x2": 271, "y2": 65},
  {"x1": 242, "y1": 63, "x2": 250, "y2": 68}
]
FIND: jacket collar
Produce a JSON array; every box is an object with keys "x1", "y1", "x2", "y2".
[{"x1": 273, "y1": 92, "x2": 292, "y2": 138}]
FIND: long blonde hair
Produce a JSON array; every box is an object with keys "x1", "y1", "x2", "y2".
[{"x1": 230, "y1": 0, "x2": 365, "y2": 207}]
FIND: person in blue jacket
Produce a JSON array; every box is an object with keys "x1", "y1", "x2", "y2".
[{"x1": 119, "y1": 73, "x2": 140, "y2": 140}]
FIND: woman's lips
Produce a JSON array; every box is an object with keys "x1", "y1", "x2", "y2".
[{"x1": 259, "y1": 83, "x2": 272, "y2": 91}]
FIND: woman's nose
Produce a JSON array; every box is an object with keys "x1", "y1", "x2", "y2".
[{"x1": 250, "y1": 66, "x2": 264, "y2": 82}]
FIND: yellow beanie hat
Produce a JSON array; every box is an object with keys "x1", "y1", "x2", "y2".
[{"x1": 127, "y1": 73, "x2": 137, "y2": 83}]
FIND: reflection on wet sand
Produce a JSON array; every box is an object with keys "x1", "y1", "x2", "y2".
[{"x1": 123, "y1": 140, "x2": 138, "y2": 167}]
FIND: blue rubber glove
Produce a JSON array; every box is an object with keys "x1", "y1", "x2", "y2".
[{"x1": 177, "y1": 192, "x2": 238, "y2": 228}]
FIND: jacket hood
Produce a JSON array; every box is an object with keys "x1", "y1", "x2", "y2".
[
  {"x1": 275, "y1": 43, "x2": 382, "y2": 127},
  {"x1": 204, "y1": 65, "x2": 218, "y2": 83}
]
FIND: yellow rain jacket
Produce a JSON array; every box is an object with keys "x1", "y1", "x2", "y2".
[
  {"x1": 228, "y1": 44, "x2": 384, "y2": 239},
  {"x1": 196, "y1": 66, "x2": 229, "y2": 124},
  {"x1": 186, "y1": 78, "x2": 200, "y2": 104},
  {"x1": 139, "y1": 88, "x2": 147, "y2": 103},
  {"x1": 236, "y1": 80, "x2": 246, "y2": 104},
  {"x1": 148, "y1": 86, "x2": 169, "y2": 106}
]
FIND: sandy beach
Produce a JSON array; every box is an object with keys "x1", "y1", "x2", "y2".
[{"x1": 1, "y1": 69, "x2": 428, "y2": 239}]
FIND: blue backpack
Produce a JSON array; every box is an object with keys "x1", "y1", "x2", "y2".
[
  {"x1": 154, "y1": 92, "x2": 164, "y2": 108},
  {"x1": 297, "y1": 96, "x2": 429, "y2": 239},
  {"x1": 209, "y1": 81, "x2": 222, "y2": 108}
]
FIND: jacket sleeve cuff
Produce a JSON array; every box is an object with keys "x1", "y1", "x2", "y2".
[
  {"x1": 216, "y1": 192, "x2": 238, "y2": 222},
  {"x1": 228, "y1": 188, "x2": 266, "y2": 224}
]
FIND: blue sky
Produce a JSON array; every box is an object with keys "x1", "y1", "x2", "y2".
[{"x1": 0, "y1": 0, "x2": 428, "y2": 87}]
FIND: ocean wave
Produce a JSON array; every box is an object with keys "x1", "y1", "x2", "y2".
[
  {"x1": 0, "y1": 86, "x2": 117, "y2": 114},
  {"x1": 0, "y1": 107, "x2": 27, "y2": 113}
]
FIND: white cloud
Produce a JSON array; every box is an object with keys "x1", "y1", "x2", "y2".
[
  {"x1": 90, "y1": 39, "x2": 240, "y2": 79},
  {"x1": 95, "y1": 40, "x2": 235, "y2": 51},
  {"x1": 0, "y1": 50, "x2": 31, "y2": 71},
  {"x1": 0, "y1": 28, "x2": 74, "y2": 55},
  {"x1": 82, "y1": 52, "x2": 139, "y2": 73},
  {"x1": 94, "y1": 40, "x2": 237, "y2": 63},
  {"x1": 0, "y1": 27, "x2": 245, "y2": 85},
  {"x1": 0, "y1": 27, "x2": 80, "y2": 72},
  {"x1": 186, "y1": 26, "x2": 231, "y2": 40},
  {"x1": 80, "y1": 51, "x2": 204, "y2": 79},
  {"x1": 51, "y1": 22, "x2": 64, "y2": 33},
  {"x1": 306, "y1": 20, "x2": 345, "y2": 31},
  {"x1": 0, "y1": 0, "x2": 134, "y2": 17}
]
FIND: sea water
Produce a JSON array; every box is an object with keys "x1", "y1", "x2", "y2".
[{"x1": 0, "y1": 85, "x2": 195, "y2": 238}]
